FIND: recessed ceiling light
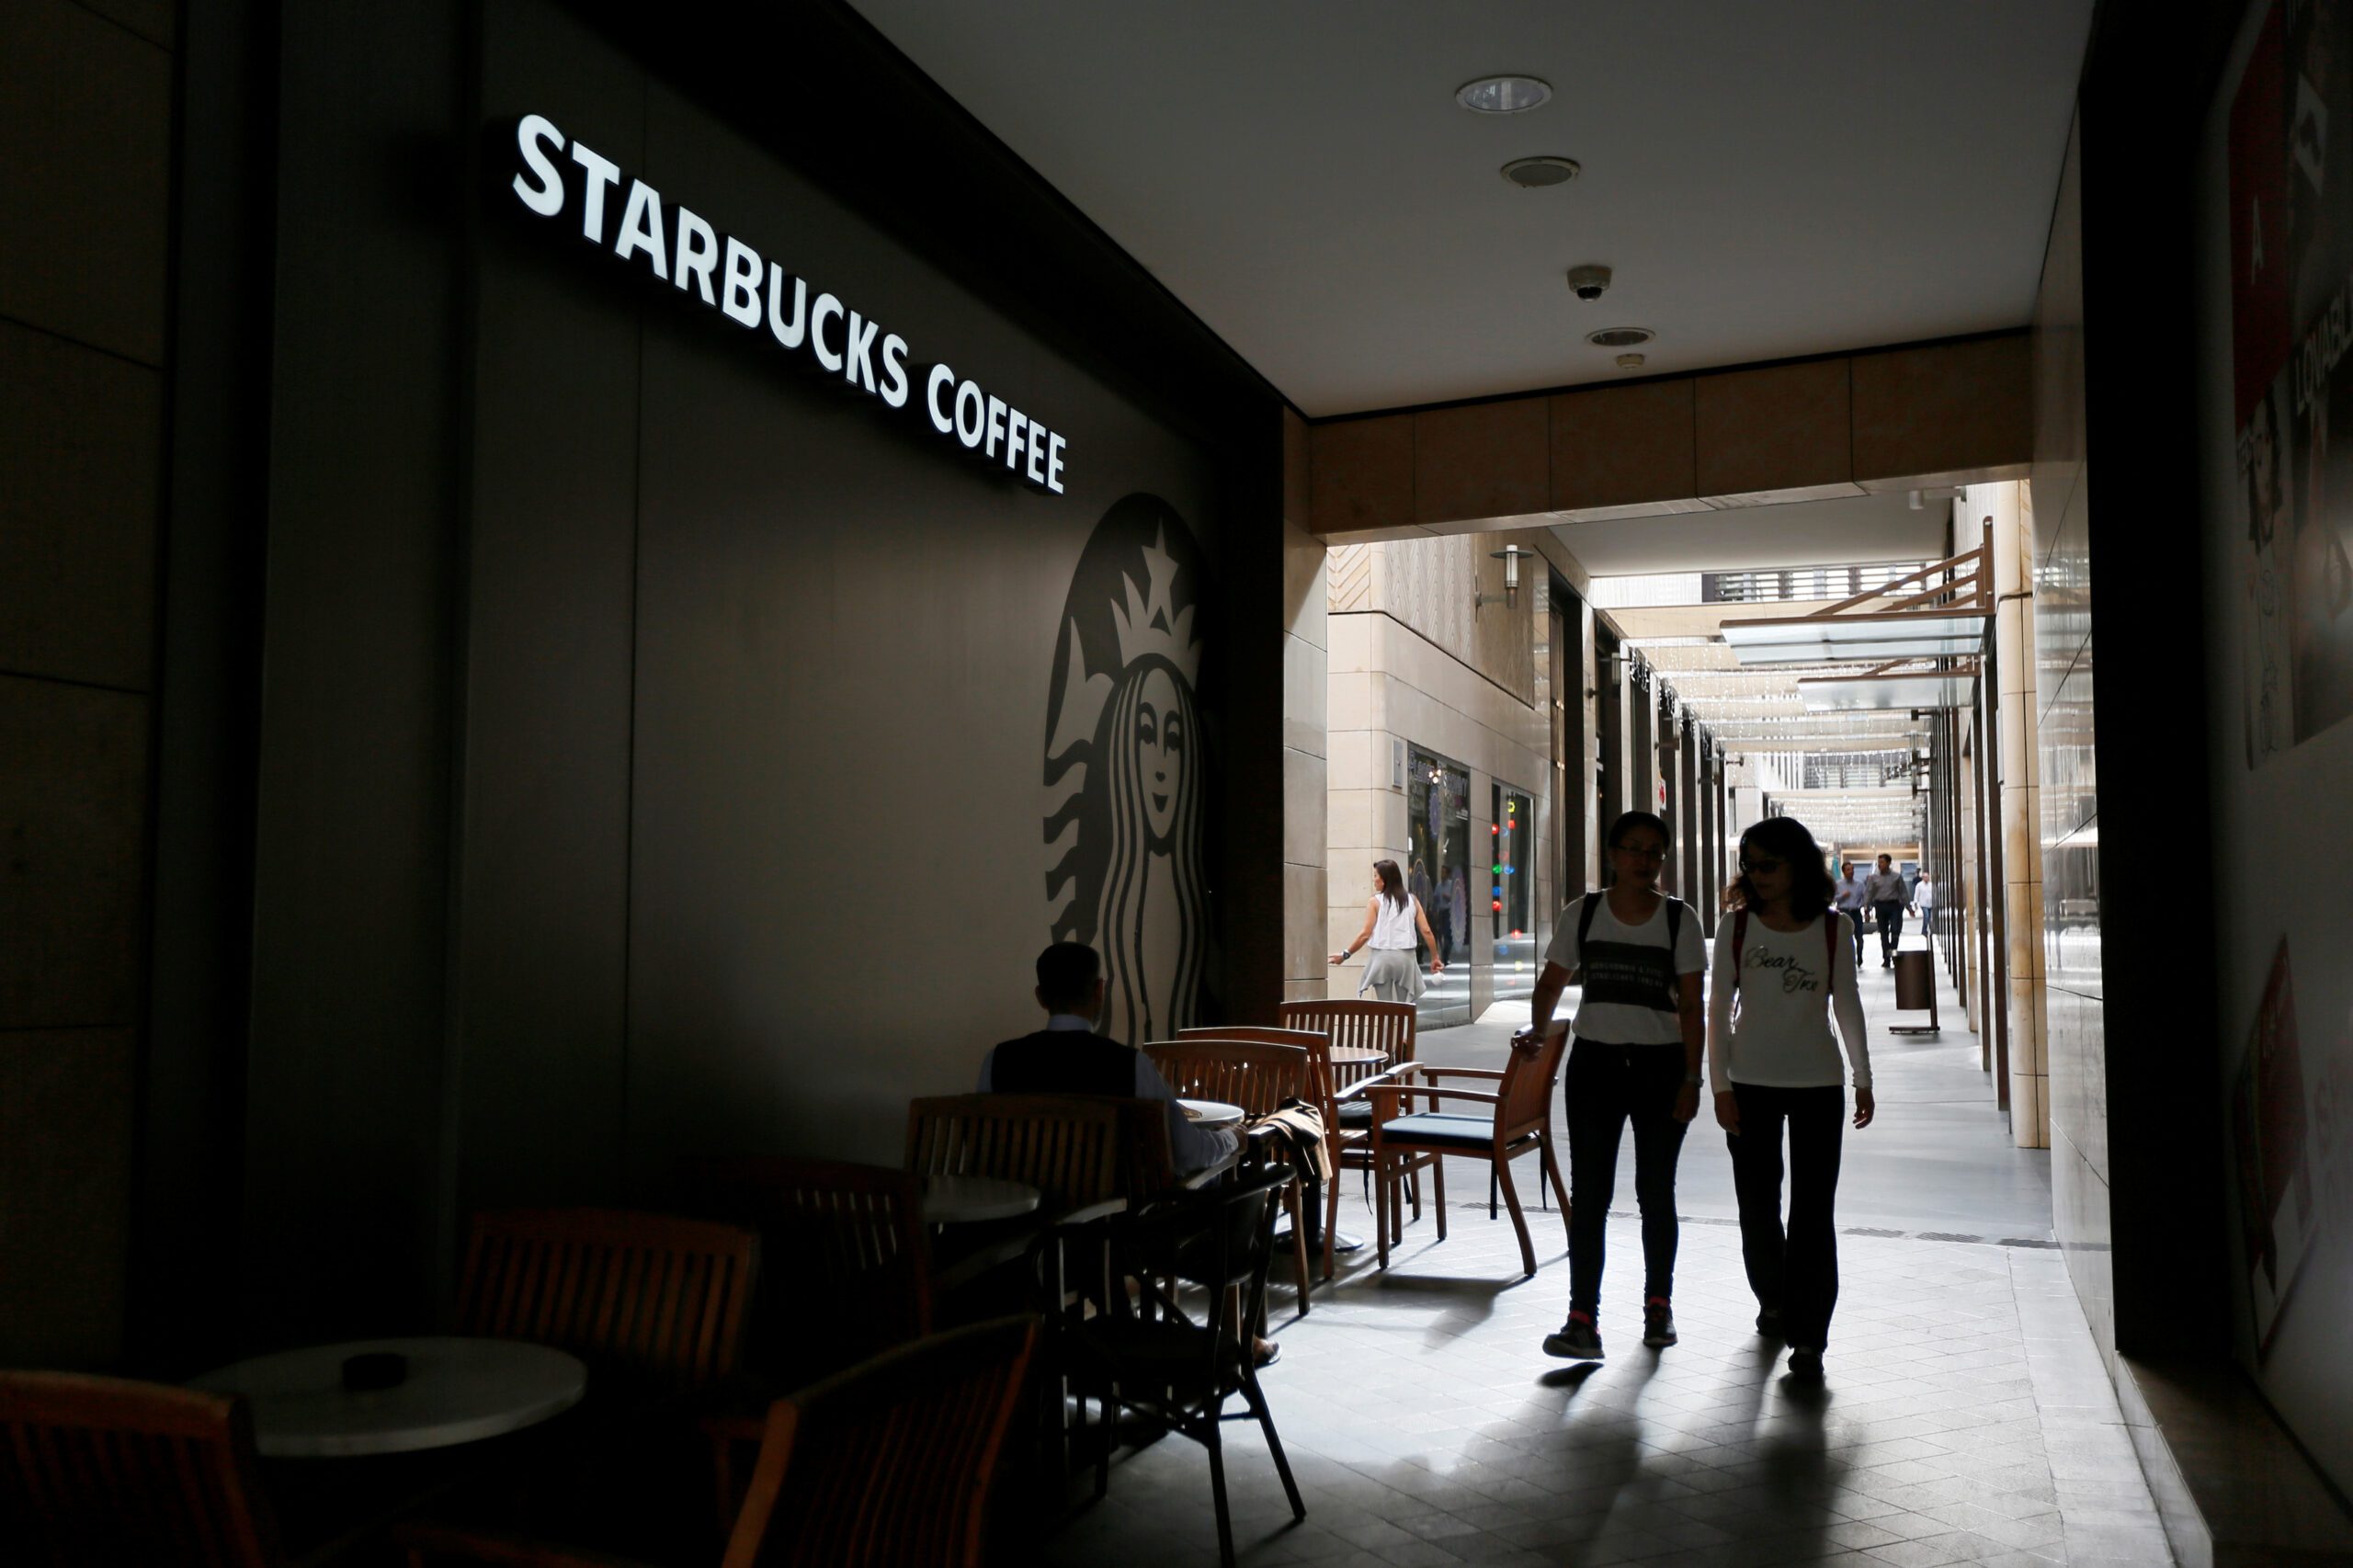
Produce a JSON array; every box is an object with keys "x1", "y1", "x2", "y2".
[
  {"x1": 1616, "y1": 353, "x2": 1647, "y2": 370},
  {"x1": 1456, "y1": 75, "x2": 1552, "y2": 114},
  {"x1": 1587, "y1": 327, "x2": 1654, "y2": 348},
  {"x1": 1501, "y1": 155, "x2": 1581, "y2": 188}
]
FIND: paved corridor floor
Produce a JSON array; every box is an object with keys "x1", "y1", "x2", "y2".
[{"x1": 1037, "y1": 946, "x2": 2172, "y2": 1567}]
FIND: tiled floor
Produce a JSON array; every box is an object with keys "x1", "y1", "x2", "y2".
[{"x1": 1036, "y1": 951, "x2": 2172, "y2": 1567}]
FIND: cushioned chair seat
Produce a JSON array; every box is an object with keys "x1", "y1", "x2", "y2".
[
  {"x1": 1335, "y1": 1100, "x2": 1372, "y2": 1128},
  {"x1": 1378, "y1": 1113, "x2": 1493, "y2": 1148}
]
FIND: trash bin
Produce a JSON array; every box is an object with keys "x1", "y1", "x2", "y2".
[{"x1": 1893, "y1": 949, "x2": 1936, "y2": 1013}]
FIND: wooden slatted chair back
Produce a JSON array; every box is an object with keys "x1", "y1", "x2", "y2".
[
  {"x1": 1500, "y1": 1021, "x2": 1572, "y2": 1136},
  {"x1": 676, "y1": 1157, "x2": 932, "y2": 1382},
  {"x1": 1143, "y1": 1040, "x2": 1310, "y2": 1119},
  {"x1": 456, "y1": 1208, "x2": 759, "y2": 1399},
  {"x1": 723, "y1": 1315, "x2": 1037, "y2": 1568},
  {"x1": 0, "y1": 1372, "x2": 283, "y2": 1568},
  {"x1": 1178, "y1": 1024, "x2": 1332, "y2": 1103},
  {"x1": 1279, "y1": 998, "x2": 1417, "y2": 1067},
  {"x1": 904, "y1": 1095, "x2": 1124, "y2": 1218}
]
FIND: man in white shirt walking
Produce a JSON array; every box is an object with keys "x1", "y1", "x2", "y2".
[
  {"x1": 1862, "y1": 855, "x2": 1908, "y2": 968},
  {"x1": 1832, "y1": 861, "x2": 1867, "y2": 970}
]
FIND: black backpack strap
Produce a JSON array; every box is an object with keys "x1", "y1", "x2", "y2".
[
  {"x1": 1576, "y1": 890, "x2": 1601, "y2": 952},
  {"x1": 1824, "y1": 907, "x2": 1838, "y2": 974},
  {"x1": 1732, "y1": 906, "x2": 1748, "y2": 994},
  {"x1": 1666, "y1": 899, "x2": 1683, "y2": 949}
]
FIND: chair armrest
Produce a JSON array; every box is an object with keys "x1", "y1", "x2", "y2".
[
  {"x1": 391, "y1": 1522, "x2": 653, "y2": 1568},
  {"x1": 1421, "y1": 1065, "x2": 1505, "y2": 1081},
  {"x1": 1365, "y1": 1083, "x2": 1503, "y2": 1114},
  {"x1": 1052, "y1": 1197, "x2": 1131, "y2": 1228},
  {"x1": 933, "y1": 1230, "x2": 1038, "y2": 1294},
  {"x1": 1330, "y1": 1063, "x2": 1409, "y2": 1102}
]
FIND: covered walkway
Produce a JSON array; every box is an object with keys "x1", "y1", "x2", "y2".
[{"x1": 1043, "y1": 956, "x2": 2167, "y2": 1567}]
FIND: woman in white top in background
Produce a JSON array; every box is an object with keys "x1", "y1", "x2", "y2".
[
  {"x1": 1709, "y1": 816, "x2": 1874, "y2": 1382},
  {"x1": 1332, "y1": 858, "x2": 1444, "y2": 1002}
]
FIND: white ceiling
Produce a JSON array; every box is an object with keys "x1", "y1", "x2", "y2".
[
  {"x1": 848, "y1": 1, "x2": 2093, "y2": 416},
  {"x1": 1560, "y1": 492, "x2": 1946, "y2": 576}
]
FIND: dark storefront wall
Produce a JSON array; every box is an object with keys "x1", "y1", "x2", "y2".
[{"x1": 218, "y1": 0, "x2": 1251, "y2": 1350}]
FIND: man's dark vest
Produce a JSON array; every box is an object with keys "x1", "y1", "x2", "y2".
[{"x1": 988, "y1": 1030, "x2": 1137, "y2": 1097}]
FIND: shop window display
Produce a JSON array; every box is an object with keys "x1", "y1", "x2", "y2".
[
  {"x1": 1492, "y1": 784, "x2": 1536, "y2": 1003},
  {"x1": 1408, "y1": 748, "x2": 1472, "y2": 1028}
]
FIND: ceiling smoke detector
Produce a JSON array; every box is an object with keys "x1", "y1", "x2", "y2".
[
  {"x1": 1501, "y1": 155, "x2": 1580, "y2": 188},
  {"x1": 1586, "y1": 326, "x2": 1654, "y2": 348},
  {"x1": 1456, "y1": 75, "x2": 1552, "y2": 114},
  {"x1": 1615, "y1": 353, "x2": 1647, "y2": 370}
]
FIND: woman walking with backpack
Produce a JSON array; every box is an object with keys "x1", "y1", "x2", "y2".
[
  {"x1": 1524, "y1": 810, "x2": 1706, "y2": 1361},
  {"x1": 1710, "y1": 816, "x2": 1874, "y2": 1381}
]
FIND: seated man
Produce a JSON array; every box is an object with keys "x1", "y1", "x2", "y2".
[{"x1": 979, "y1": 941, "x2": 1237, "y2": 1176}]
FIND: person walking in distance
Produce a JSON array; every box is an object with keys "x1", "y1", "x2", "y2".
[
  {"x1": 1523, "y1": 811, "x2": 1706, "y2": 1360},
  {"x1": 1831, "y1": 860, "x2": 1868, "y2": 970},
  {"x1": 1332, "y1": 858, "x2": 1445, "y2": 1001},
  {"x1": 1863, "y1": 854, "x2": 1908, "y2": 968},
  {"x1": 1710, "y1": 818, "x2": 1874, "y2": 1381},
  {"x1": 1913, "y1": 869, "x2": 1938, "y2": 945}
]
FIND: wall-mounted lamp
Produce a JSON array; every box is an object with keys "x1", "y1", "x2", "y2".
[{"x1": 1477, "y1": 545, "x2": 1532, "y2": 609}]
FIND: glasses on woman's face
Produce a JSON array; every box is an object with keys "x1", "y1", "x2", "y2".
[
  {"x1": 1611, "y1": 842, "x2": 1665, "y2": 862},
  {"x1": 1741, "y1": 857, "x2": 1787, "y2": 876}
]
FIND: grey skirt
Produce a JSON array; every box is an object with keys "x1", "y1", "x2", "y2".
[{"x1": 1358, "y1": 948, "x2": 1427, "y2": 1003}]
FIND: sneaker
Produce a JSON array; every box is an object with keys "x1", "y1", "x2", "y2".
[
  {"x1": 1542, "y1": 1312, "x2": 1604, "y2": 1360},
  {"x1": 1755, "y1": 1306, "x2": 1785, "y2": 1339},
  {"x1": 1642, "y1": 1298, "x2": 1678, "y2": 1348},
  {"x1": 1788, "y1": 1347, "x2": 1824, "y2": 1380}
]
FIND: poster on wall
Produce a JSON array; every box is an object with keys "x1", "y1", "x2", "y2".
[
  {"x1": 2229, "y1": 0, "x2": 2353, "y2": 765},
  {"x1": 1041, "y1": 495, "x2": 1209, "y2": 1043},
  {"x1": 2227, "y1": 940, "x2": 2318, "y2": 1357}
]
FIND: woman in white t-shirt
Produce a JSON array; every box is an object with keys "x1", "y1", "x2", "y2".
[
  {"x1": 1709, "y1": 816, "x2": 1874, "y2": 1382},
  {"x1": 1331, "y1": 858, "x2": 1444, "y2": 1002}
]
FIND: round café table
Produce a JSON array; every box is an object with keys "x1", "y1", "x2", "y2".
[
  {"x1": 1178, "y1": 1097, "x2": 1246, "y2": 1131},
  {"x1": 191, "y1": 1336, "x2": 586, "y2": 1459},
  {"x1": 920, "y1": 1174, "x2": 1041, "y2": 1224}
]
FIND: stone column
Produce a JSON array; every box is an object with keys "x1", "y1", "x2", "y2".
[
  {"x1": 1984, "y1": 480, "x2": 2048, "y2": 1147},
  {"x1": 1279, "y1": 411, "x2": 1331, "y2": 1006}
]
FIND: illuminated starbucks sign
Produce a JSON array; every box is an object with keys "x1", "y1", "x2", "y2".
[{"x1": 506, "y1": 113, "x2": 1068, "y2": 494}]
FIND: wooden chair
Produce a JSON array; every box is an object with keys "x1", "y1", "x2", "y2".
[
  {"x1": 403, "y1": 1316, "x2": 1040, "y2": 1568},
  {"x1": 458, "y1": 1208, "x2": 761, "y2": 1404},
  {"x1": 1364, "y1": 1020, "x2": 1573, "y2": 1278},
  {"x1": 1275, "y1": 1002, "x2": 1433, "y2": 1262},
  {"x1": 904, "y1": 1094, "x2": 1126, "y2": 1229},
  {"x1": 1277, "y1": 998, "x2": 1419, "y2": 1092},
  {"x1": 1077, "y1": 1166, "x2": 1306, "y2": 1568},
  {"x1": 906, "y1": 1096, "x2": 1127, "y2": 1458},
  {"x1": 1147, "y1": 1038, "x2": 1315, "y2": 1309},
  {"x1": 675, "y1": 1156, "x2": 932, "y2": 1370},
  {"x1": 673, "y1": 1157, "x2": 946, "y2": 1528},
  {"x1": 0, "y1": 1372, "x2": 285, "y2": 1567}
]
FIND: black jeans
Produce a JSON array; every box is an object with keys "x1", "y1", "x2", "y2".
[
  {"x1": 1872, "y1": 900, "x2": 1905, "y2": 961},
  {"x1": 1564, "y1": 1040, "x2": 1689, "y2": 1319},
  {"x1": 1725, "y1": 1083, "x2": 1846, "y2": 1350}
]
